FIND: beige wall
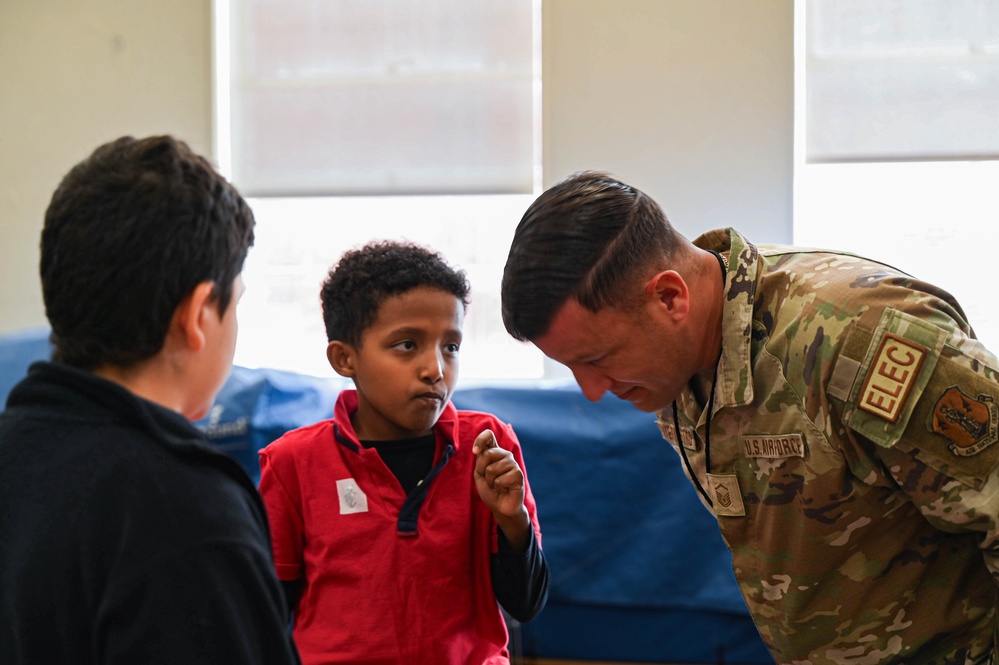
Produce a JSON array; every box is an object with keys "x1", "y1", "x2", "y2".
[
  {"x1": 0, "y1": 0, "x2": 213, "y2": 332},
  {"x1": 543, "y1": 0, "x2": 793, "y2": 243},
  {"x1": 0, "y1": 0, "x2": 793, "y2": 334}
]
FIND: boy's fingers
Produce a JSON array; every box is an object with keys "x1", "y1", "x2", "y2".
[
  {"x1": 492, "y1": 466, "x2": 522, "y2": 489},
  {"x1": 472, "y1": 429, "x2": 496, "y2": 455}
]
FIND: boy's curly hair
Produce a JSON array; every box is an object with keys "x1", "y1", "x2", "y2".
[{"x1": 321, "y1": 240, "x2": 471, "y2": 346}]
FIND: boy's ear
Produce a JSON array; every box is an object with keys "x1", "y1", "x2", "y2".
[
  {"x1": 172, "y1": 281, "x2": 217, "y2": 352},
  {"x1": 327, "y1": 340, "x2": 356, "y2": 378}
]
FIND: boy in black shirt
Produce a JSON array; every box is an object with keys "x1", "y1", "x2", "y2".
[{"x1": 0, "y1": 136, "x2": 300, "y2": 665}]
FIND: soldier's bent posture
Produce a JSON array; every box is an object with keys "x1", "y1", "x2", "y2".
[{"x1": 501, "y1": 171, "x2": 999, "y2": 664}]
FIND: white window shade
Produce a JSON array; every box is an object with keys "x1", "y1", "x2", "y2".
[
  {"x1": 795, "y1": 0, "x2": 999, "y2": 351},
  {"x1": 226, "y1": 0, "x2": 536, "y2": 196},
  {"x1": 805, "y1": 0, "x2": 999, "y2": 163}
]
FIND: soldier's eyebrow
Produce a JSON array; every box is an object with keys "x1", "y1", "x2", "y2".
[{"x1": 564, "y1": 345, "x2": 612, "y2": 368}]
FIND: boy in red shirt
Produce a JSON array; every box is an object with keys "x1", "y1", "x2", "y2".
[{"x1": 258, "y1": 240, "x2": 549, "y2": 664}]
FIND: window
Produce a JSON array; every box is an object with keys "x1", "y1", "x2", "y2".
[
  {"x1": 214, "y1": 0, "x2": 545, "y2": 380},
  {"x1": 795, "y1": 0, "x2": 999, "y2": 349},
  {"x1": 804, "y1": 0, "x2": 999, "y2": 162}
]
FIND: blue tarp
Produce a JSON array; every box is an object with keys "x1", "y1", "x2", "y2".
[
  {"x1": 194, "y1": 365, "x2": 345, "y2": 484},
  {"x1": 453, "y1": 386, "x2": 770, "y2": 663},
  {"x1": 0, "y1": 327, "x2": 51, "y2": 405},
  {"x1": 1, "y1": 329, "x2": 770, "y2": 663}
]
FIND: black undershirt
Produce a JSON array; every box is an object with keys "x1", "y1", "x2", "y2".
[{"x1": 363, "y1": 433, "x2": 436, "y2": 495}]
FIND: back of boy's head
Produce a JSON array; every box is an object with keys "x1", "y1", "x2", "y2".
[
  {"x1": 41, "y1": 135, "x2": 255, "y2": 371},
  {"x1": 321, "y1": 240, "x2": 471, "y2": 346}
]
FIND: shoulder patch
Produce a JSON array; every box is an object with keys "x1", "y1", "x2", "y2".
[
  {"x1": 930, "y1": 387, "x2": 999, "y2": 457},
  {"x1": 841, "y1": 308, "x2": 946, "y2": 448},
  {"x1": 857, "y1": 333, "x2": 927, "y2": 423},
  {"x1": 833, "y1": 309, "x2": 999, "y2": 485},
  {"x1": 903, "y1": 354, "x2": 999, "y2": 485}
]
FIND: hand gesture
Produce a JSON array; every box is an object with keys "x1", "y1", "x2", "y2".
[{"x1": 472, "y1": 429, "x2": 526, "y2": 519}]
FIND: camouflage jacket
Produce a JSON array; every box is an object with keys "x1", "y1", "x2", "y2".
[{"x1": 657, "y1": 228, "x2": 998, "y2": 664}]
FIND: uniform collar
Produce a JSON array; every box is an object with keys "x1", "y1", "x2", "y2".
[{"x1": 691, "y1": 227, "x2": 760, "y2": 410}]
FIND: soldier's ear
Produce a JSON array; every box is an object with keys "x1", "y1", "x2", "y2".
[{"x1": 645, "y1": 270, "x2": 689, "y2": 320}]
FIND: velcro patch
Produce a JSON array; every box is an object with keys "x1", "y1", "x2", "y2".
[
  {"x1": 679, "y1": 428, "x2": 696, "y2": 451},
  {"x1": 857, "y1": 333, "x2": 927, "y2": 423},
  {"x1": 657, "y1": 417, "x2": 698, "y2": 451},
  {"x1": 930, "y1": 387, "x2": 999, "y2": 457},
  {"x1": 894, "y1": 353, "x2": 999, "y2": 487},
  {"x1": 657, "y1": 418, "x2": 675, "y2": 442},
  {"x1": 842, "y1": 309, "x2": 946, "y2": 449},
  {"x1": 834, "y1": 310, "x2": 999, "y2": 485},
  {"x1": 707, "y1": 473, "x2": 745, "y2": 517}
]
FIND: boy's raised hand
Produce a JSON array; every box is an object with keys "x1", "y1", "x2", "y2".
[
  {"x1": 472, "y1": 429, "x2": 531, "y2": 552},
  {"x1": 473, "y1": 429, "x2": 531, "y2": 552},
  {"x1": 472, "y1": 429, "x2": 525, "y2": 516}
]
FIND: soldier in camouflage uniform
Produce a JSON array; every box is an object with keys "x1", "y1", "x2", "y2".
[{"x1": 501, "y1": 171, "x2": 998, "y2": 664}]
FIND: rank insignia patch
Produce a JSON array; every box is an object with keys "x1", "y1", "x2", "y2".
[
  {"x1": 858, "y1": 333, "x2": 927, "y2": 423},
  {"x1": 706, "y1": 473, "x2": 745, "y2": 517},
  {"x1": 931, "y1": 387, "x2": 999, "y2": 457}
]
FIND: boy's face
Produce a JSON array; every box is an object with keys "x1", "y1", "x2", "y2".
[{"x1": 333, "y1": 286, "x2": 464, "y2": 440}]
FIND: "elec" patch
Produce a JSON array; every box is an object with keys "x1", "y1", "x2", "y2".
[{"x1": 858, "y1": 333, "x2": 928, "y2": 423}]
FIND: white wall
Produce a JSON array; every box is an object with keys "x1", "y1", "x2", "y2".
[
  {"x1": 0, "y1": 0, "x2": 213, "y2": 333},
  {"x1": 0, "y1": 0, "x2": 793, "y2": 333},
  {"x1": 543, "y1": 0, "x2": 793, "y2": 243}
]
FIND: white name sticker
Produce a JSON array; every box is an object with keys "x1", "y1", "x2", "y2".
[{"x1": 336, "y1": 478, "x2": 369, "y2": 515}]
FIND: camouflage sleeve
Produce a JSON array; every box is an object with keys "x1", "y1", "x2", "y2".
[{"x1": 828, "y1": 303, "x2": 999, "y2": 580}]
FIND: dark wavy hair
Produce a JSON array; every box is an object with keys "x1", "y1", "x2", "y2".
[
  {"x1": 321, "y1": 240, "x2": 470, "y2": 346},
  {"x1": 501, "y1": 171, "x2": 686, "y2": 341},
  {"x1": 40, "y1": 135, "x2": 255, "y2": 370}
]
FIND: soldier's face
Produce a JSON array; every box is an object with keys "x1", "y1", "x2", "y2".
[{"x1": 534, "y1": 296, "x2": 697, "y2": 413}]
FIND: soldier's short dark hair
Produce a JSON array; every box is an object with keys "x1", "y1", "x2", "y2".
[{"x1": 501, "y1": 171, "x2": 687, "y2": 342}]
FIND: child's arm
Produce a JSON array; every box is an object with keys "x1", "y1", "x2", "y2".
[
  {"x1": 472, "y1": 429, "x2": 532, "y2": 552},
  {"x1": 474, "y1": 427, "x2": 550, "y2": 622}
]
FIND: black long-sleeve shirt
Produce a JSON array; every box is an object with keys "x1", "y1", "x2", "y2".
[{"x1": 0, "y1": 362, "x2": 301, "y2": 665}]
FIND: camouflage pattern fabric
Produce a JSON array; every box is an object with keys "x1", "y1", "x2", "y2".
[{"x1": 657, "y1": 228, "x2": 998, "y2": 664}]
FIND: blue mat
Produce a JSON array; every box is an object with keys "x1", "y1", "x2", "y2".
[{"x1": 1, "y1": 328, "x2": 770, "y2": 663}]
